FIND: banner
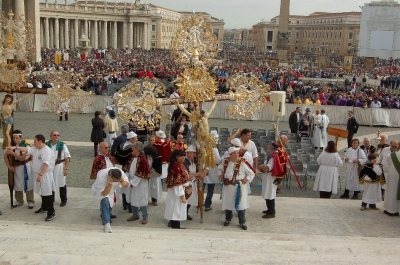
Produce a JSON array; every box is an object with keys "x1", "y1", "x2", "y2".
[
  {"x1": 364, "y1": 57, "x2": 375, "y2": 70},
  {"x1": 318, "y1": 56, "x2": 327, "y2": 69},
  {"x1": 343, "y1": 56, "x2": 353, "y2": 70},
  {"x1": 269, "y1": 59, "x2": 279, "y2": 68}
]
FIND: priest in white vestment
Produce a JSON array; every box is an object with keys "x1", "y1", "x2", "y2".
[{"x1": 383, "y1": 147, "x2": 400, "y2": 216}]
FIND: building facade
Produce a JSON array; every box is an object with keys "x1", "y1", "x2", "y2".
[
  {"x1": 253, "y1": 11, "x2": 361, "y2": 56},
  {"x1": 359, "y1": 0, "x2": 400, "y2": 60},
  {"x1": 38, "y1": 1, "x2": 224, "y2": 51}
]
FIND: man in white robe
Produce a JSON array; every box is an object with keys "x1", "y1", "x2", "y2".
[
  {"x1": 218, "y1": 147, "x2": 255, "y2": 230},
  {"x1": 8, "y1": 134, "x2": 56, "y2": 221},
  {"x1": 313, "y1": 109, "x2": 329, "y2": 149},
  {"x1": 378, "y1": 140, "x2": 398, "y2": 200},
  {"x1": 383, "y1": 142, "x2": 400, "y2": 216},
  {"x1": 126, "y1": 142, "x2": 150, "y2": 224},
  {"x1": 46, "y1": 131, "x2": 71, "y2": 207},
  {"x1": 92, "y1": 168, "x2": 129, "y2": 233}
]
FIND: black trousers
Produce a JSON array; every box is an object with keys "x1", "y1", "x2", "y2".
[
  {"x1": 347, "y1": 132, "x2": 354, "y2": 148},
  {"x1": 59, "y1": 185, "x2": 67, "y2": 202},
  {"x1": 41, "y1": 192, "x2": 55, "y2": 216},
  {"x1": 320, "y1": 191, "x2": 332, "y2": 199},
  {"x1": 361, "y1": 202, "x2": 376, "y2": 208},
  {"x1": 265, "y1": 199, "x2": 276, "y2": 214},
  {"x1": 122, "y1": 193, "x2": 129, "y2": 209},
  {"x1": 170, "y1": 220, "x2": 181, "y2": 229}
]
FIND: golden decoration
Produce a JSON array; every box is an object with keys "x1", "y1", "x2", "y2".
[
  {"x1": 41, "y1": 71, "x2": 93, "y2": 114},
  {"x1": 171, "y1": 14, "x2": 218, "y2": 67},
  {"x1": 226, "y1": 74, "x2": 270, "y2": 120},
  {"x1": 174, "y1": 65, "x2": 217, "y2": 102},
  {"x1": 114, "y1": 77, "x2": 167, "y2": 130},
  {"x1": 0, "y1": 11, "x2": 35, "y2": 93}
]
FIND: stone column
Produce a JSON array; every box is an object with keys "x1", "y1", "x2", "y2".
[
  {"x1": 143, "y1": 23, "x2": 148, "y2": 50},
  {"x1": 40, "y1": 19, "x2": 44, "y2": 48},
  {"x1": 64, "y1": 19, "x2": 69, "y2": 49},
  {"x1": 122, "y1": 21, "x2": 128, "y2": 49},
  {"x1": 83, "y1": 20, "x2": 88, "y2": 36},
  {"x1": 74, "y1": 19, "x2": 79, "y2": 48},
  {"x1": 102, "y1": 21, "x2": 108, "y2": 48},
  {"x1": 139, "y1": 23, "x2": 143, "y2": 48},
  {"x1": 93, "y1": 20, "x2": 98, "y2": 49},
  {"x1": 113, "y1": 21, "x2": 118, "y2": 48},
  {"x1": 44, "y1": 17, "x2": 50, "y2": 49},
  {"x1": 49, "y1": 19, "x2": 54, "y2": 48},
  {"x1": 15, "y1": 0, "x2": 25, "y2": 18},
  {"x1": 54, "y1": 18, "x2": 60, "y2": 49},
  {"x1": 128, "y1": 22, "x2": 133, "y2": 49},
  {"x1": 60, "y1": 20, "x2": 65, "y2": 49}
]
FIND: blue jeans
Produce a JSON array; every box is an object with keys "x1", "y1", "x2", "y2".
[
  {"x1": 225, "y1": 209, "x2": 246, "y2": 225},
  {"x1": 100, "y1": 197, "x2": 111, "y2": 225},
  {"x1": 204, "y1": 183, "x2": 215, "y2": 209},
  {"x1": 131, "y1": 205, "x2": 148, "y2": 219}
]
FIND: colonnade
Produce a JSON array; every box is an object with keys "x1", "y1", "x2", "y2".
[{"x1": 40, "y1": 17, "x2": 150, "y2": 49}]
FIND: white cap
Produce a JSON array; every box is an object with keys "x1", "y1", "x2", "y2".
[
  {"x1": 126, "y1": 131, "x2": 137, "y2": 139},
  {"x1": 186, "y1": 145, "x2": 196, "y2": 153},
  {"x1": 210, "y1": 130, "x2": 219, "y2": 138},
  {"x1": 106, "y1": 106, "x2": 112, "y2": 111},
  {"x1": 228, "y1": 147, "x2": 240, "y2": 154},
  {"x1": 231, "y1": 138, "x2": 241, "y2": 147},
  {"x1": 155, "y1": 130, "x2": 166, "y2": 139}
]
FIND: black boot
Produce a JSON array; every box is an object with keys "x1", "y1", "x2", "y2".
[
  {"x1": 65, "y1": 113, "x2": 68, "y2": 121},
  {"x1": 59, "y1": 114, "x2": 62, "y2": 121},
  {"x1": 340, "y1": 189, "x2": 350, "y2": 199},
  {"x1": 187, "y1": 204, "x2": 193, "y2": 220},
  {"x1": 351, "y1": 191, "x2": 359, "y2": 200}
]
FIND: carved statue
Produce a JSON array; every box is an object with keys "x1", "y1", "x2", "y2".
[
  {"x1": 176, "y1": 99, "x2": 218, "y2": 170},
  {"x1": 1, "y1": 90, "x2": 35, "y2": 147}
]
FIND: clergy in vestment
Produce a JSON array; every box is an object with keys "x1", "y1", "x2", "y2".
[
  {"x1": 313, "y1": 141, "x2": 343, "y2": 198},
  {"x1": 383, "y1": 148, "x2": 400, "y2": 216},
  {"x1": 340, "y1": 138, "x2": 367, "y2": 200},
  {"x1": 90, "y1": 142, "x2": 118, "y2": 179}
]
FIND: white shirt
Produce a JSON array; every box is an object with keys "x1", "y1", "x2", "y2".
[
  {"x1": 371, "y1": 101, "x2": 382, "y2": 108},
  {"x1": 92, "y1": 167, "x2": 128, "y2": 208}
]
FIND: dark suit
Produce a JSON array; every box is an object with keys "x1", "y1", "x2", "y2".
[
  {"x1": 91, "y1": 117, "x2": 104, "y2": 144},
  {"x1": 346, "y1": 116, "x2": 359, "y2": 148},
  {"x1": 288, "y1": 111, "x2": 300, "y2": 134}
]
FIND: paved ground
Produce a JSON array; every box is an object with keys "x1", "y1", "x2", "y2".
[
  {"x1": 0, "y1": 111, "x2": 399, "y2": 198},
  {"x1": 0, "y1": 185, "x2": 400, "y2": 264}
]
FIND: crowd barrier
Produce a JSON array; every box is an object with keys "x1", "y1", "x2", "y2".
[{"x1": 1, "y1": 93, "x2": 398, "y2": 127}]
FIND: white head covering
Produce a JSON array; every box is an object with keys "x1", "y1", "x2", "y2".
[
  {"x1": 155, "y1": 130, "x2": 166, "y2": 139},
  {"x1": 186, "y1": 145, "x2": 196, "y2": 153},
  {"x1": 231, "y1": 138, "x2": 241, "y2": 147},
  {"x1": 106, "y1": 106, "x2": 112, "y2": 111},
  {"x1": 126, "y1": 131, "x2": 137, "y2": 139},
  {"x1": 228, "y1": 147, "x2": 240, "y2": 154},
  {"x1": 210, "y1": 130, "x2": 219, "y2": 138}
]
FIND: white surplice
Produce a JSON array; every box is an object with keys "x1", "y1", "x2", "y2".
[
  {"x1": 260, "y1": 157, "x2": 277, "y2": 200},
  {"x1": 49, "y1": 143, "x2": 71, "y2": 188},
  {"x1": 187, "y1": 162, "x2": 198, "y2": 206},
  {"x1": 128, "y1": 157, "x2": 149, "y2": 207},
  {"x1": 313, "y1": 114, "x2": 329, "y2": 148},
  {"x1": 147, "y1": 156, "x2": 163, "y2": 200},
  {"x1": 344, "y1": 147, "x2": 367, "y2": 191},
  {"x1": 313, "y1": 151, "x2": 343, "y2": 194},
  {"x1": 164, "y1": 182, "x2": 189, "y2": 221},
  {"x1": 361, "y1": 165, "x2": 383, "y2": 204},
  {"x1": 383, "y1": 152, "x2": 400, "y2": 214}
]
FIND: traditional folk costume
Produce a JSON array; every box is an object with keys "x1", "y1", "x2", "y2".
[
  {"x1": 359, "y1": 163, "x2": 385, "y2": 209},
  {"x1": 46, "y1": 140, "x2": 70, "y2": 205},
  {"x1": 90, "y1": 153, "x2": 118, "y2": 179},
  {"x1": 147, "y1": 152, "x2": 163, "y2": 203},
  {"x1": 260, "y1": 149, "x2": 287, "y2": 217},
  {"x1": 170, "y1": 140, "x2": 188, "y2": 152},
  {"x1": 10, "y1": 139, "x2": 34, "y2": 207},
  {"x1": 204, "y1": 147, "x2": 223, "y2": 210},
  {"x1": 217, "y1": 149, "x2": 255, "y2": 229},
  {"x1": 313, "y1": 151, "x2": 343, "y2": 198},
  {"x1": 383, "y1": 151, "x2": 400, "y2": 215},
  {"x1": 123, "y1": 154, "x2": 151, "y2": 221},
  {"x1": 92, "y1": 168, "x2": 129, "y2": 232},
  {"x1": 27, "y1": 145, "x2": 56, "y2": 219},
  {"x1": 164, "y1": 162, "x2": 190, "y2": 229},
  {"x1": 341, "y1": 147, "x2": 367, "y2": 199},
  {"x1": 153, "y1": 131, "x2": 172, "y2": 180},
  {"x1": 184, "y1": 155, "x2": 198, "y2": 220}
]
